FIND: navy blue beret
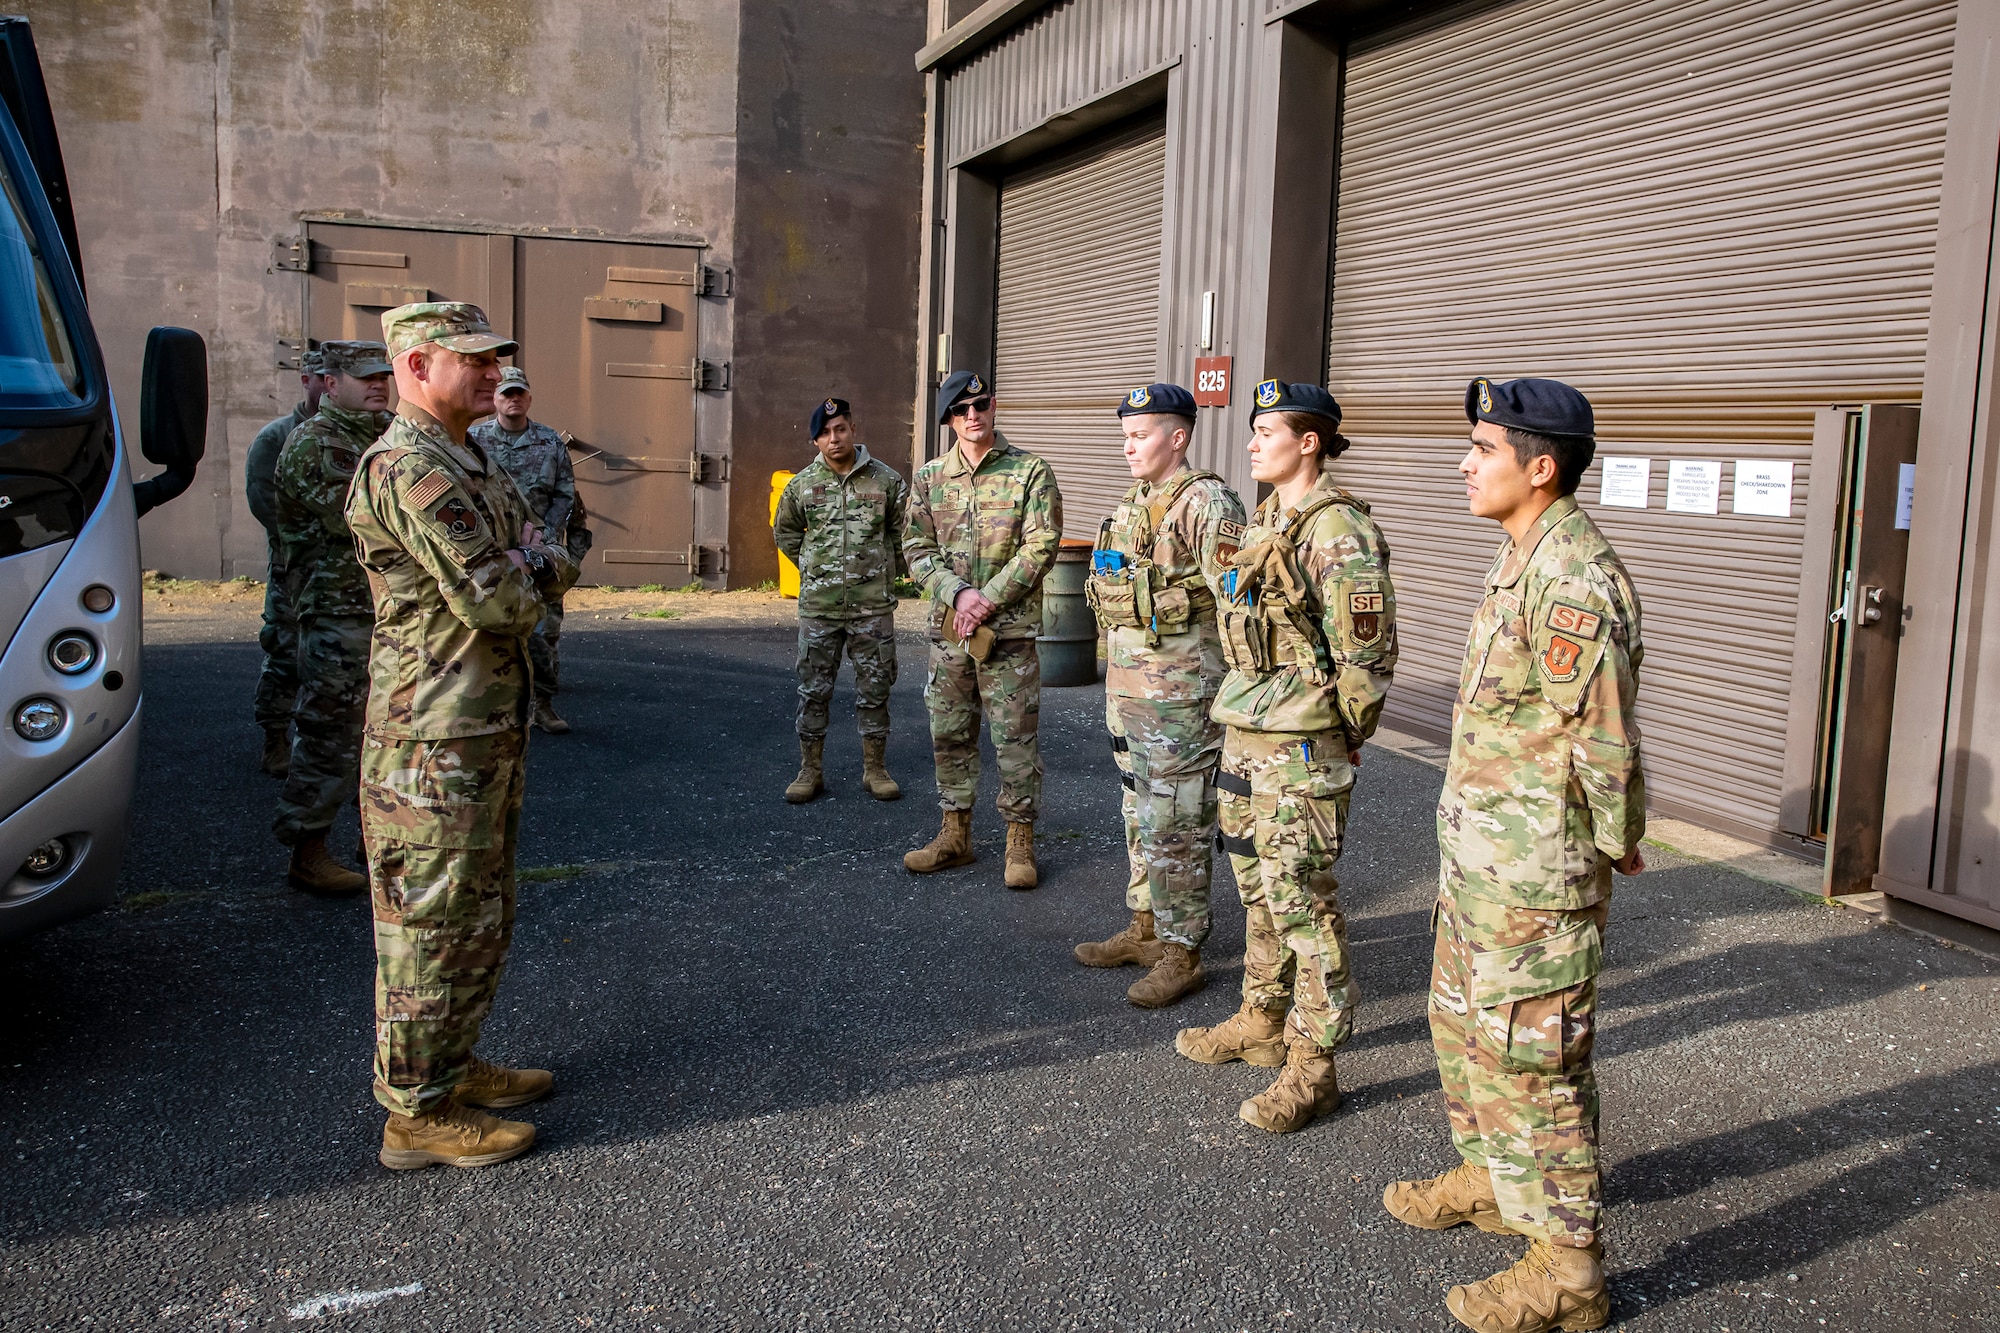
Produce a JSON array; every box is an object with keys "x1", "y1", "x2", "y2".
[
  {"x1": 936, "y1": 370, "x2": 992, "y2": 424},
  {"x1": 809, "y1": 396, "x2": 850, "y2": 439},
  {"x1": 1116, "y1": 382, "x2": 1196, "y2": 418},
  {"x1": 1465, "y1": 376, "x2": 1594, "y2": 439},
  {"x1": 1248, "y1": 379, "x2": 1342, "y2": 427}
]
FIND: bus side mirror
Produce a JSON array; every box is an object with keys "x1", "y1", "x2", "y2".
[
  {"x1": 132, "y1": 326, "x2": 207, "y2": 516},
  {"x1": 139, "y1": 326, "x2": 207, "y2": 469}
]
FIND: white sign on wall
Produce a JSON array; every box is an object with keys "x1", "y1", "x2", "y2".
[
  {"x1": 1598, "y1": 457, "x2": 1651, "y2": 508},
  {"x1": 1665, "y1": 460, "x2": 1721, "y2": 515},
  {"x1": 1897, "y1": 462, "x2": 1916, "y2": 530},
  {"x1": 1733, "y1": 460, "x2": 1795, "y2": 517}
]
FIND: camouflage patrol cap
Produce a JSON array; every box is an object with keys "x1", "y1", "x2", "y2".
[
  {"x1": 299, "y1": 344, "x2": 325, "y2": 375},
  {"x1": 497, "y1": 366, "x2": 531, "y2": 394},
  {"x1": 380, "y1": 301, "x2": 518, "y2": 359},
  {"x1": 317, "y1": 339, "x2": 393, "y2": 378}
]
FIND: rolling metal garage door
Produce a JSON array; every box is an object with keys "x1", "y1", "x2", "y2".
[
  {"x1": 995, "y1": 116, "x2": 1166, "y2": 538},
  {"x1": 1326, "y1": 0, "x2": 1954, "y2": 844}
]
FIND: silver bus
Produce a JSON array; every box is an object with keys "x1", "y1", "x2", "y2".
[{"x1": 0, "y1": 17, "x2": 204, "y2": 942}]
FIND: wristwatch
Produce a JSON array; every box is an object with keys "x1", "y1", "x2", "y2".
[{"x1": 518, "y1": 546, "x2": 555, "y2": 587}]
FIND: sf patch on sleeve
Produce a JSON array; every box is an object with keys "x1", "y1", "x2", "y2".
[
  {"x1": 1535, "y1": 597, "x2": 1610, "y2": 715},
  {"x1": 1347, "y1": 587, "x2": 1386, "y2": 645}
]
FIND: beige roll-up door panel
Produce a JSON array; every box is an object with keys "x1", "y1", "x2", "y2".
[
  {"x1": 1326, "y1": 0, "x2": 1954, "y2": 842},
  {"x1": 995, "y1": 116, "x2": 1166, "y2": 538}
]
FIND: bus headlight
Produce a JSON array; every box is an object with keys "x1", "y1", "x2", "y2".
[
  {"x1": 13, "y1": 698, "x2": 64, "y2": 741},
  {"x1": 47, "y1": 631, "x2": 97, "y2": 675}
]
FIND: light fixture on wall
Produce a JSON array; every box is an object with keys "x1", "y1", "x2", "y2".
[
  {"x1": 936, "y1": 333, "x2": 951, "y2": 380},
  {"x1": 1200, "y1": 291, "x2": 1216, "y2": 352}
]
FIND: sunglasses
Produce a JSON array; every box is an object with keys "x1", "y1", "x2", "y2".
[{"x1": 948, "y1": 396, "x2": 994, "y2": 417}]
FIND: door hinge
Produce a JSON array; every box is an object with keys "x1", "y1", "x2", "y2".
[
  {"x1": 688, "y1": 544, "x2": 728, "y2": 577},
  {"x1": 699, "y1": 265, "x2": 733, "y2": 297},
  {"x1": 690, "y1": 452, "x2": 731, "y2": 484},
  {"x1": 274, "y1": 336, "x2": 307, "y2": 369},
  {"x1": 695, "y1": 359, "x2": 731, "y2": 391},
  {"x1": 273, "y1": 235, "x2": 311, "y2": 272}
]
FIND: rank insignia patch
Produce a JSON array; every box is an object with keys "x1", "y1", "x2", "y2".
[
  {"x1": 1547, "y1": 600, "x2": 1604, "y2": 640},
  {"x1": 1541, "y1": 633, "x2": 1583, "y2": 682},
  {"x1": 434, "y1": 498, "x2": 479, "y2": 541},
  {"x1": 1255, "y1": 379, "x2": 1281, "y2": 409},
  {"x1": 1349, "y1": 589, "x2": 1385, "y2": 644}
]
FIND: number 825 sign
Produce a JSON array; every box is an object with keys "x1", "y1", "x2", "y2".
[{"x1": 1194, "y1": 355, "x2": 1232, "y2": 407}]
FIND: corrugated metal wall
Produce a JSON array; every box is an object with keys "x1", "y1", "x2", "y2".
[
  {"x1": 938, "y1": 0, "x2": 1273, "y2": 492},
  {"x1": 1327, "y1": 0, "x2": 1956, "y2": 839},
  {"x1": 994, "y1": 120, "x2": 1168, "y2": 534}
]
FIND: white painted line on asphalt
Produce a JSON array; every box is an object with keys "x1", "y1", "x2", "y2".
[{"x1": 287, "y1": 1282, "x2": 424, "y2": 1320}]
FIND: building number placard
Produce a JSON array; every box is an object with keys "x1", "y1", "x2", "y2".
[{"x1": 1194, "y1": 356, "x2": 1232, "y2": 407}]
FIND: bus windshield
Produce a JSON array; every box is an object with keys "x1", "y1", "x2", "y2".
[{"x1": 0, "y1": 153, "x2": 80, "y2": 411}]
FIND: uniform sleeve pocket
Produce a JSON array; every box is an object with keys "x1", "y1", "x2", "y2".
[{"x1": 1468, "y1": 918, "x2": 1601, "y2": 1009}]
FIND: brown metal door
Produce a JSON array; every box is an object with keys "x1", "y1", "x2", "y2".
[
  {"x1": 514, "y1": 238, "x2": 701, "y2": 585},
  {"x1": 304, "y1": 223, "x2": 515, "y2": 343}
]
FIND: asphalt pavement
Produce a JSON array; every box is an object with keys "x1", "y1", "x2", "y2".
[{"x1": 2, "y1": 593, "x2": 1996, "y2": 1331}]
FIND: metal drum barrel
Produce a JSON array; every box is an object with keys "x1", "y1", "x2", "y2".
[{"x1": 1039, "y1": 539, "x2": 1099, "y2": 687}]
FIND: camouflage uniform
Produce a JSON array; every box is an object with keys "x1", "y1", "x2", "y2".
[
  {"x1": 1211, "y1": 469, "x2": 1397, "y2": 1051},
  {"x1": 1432, "y1": 493, "x2": 1643, "y2": 1248},
  {"x1": 902, "y1": 432, "x2": 1063, "y2": 820},
  {"x1": 468, "y1": 417, "x2": 591, "y2": 705},
  {"x1": 246, "y1": 402, "x2": 309, "y2": 732},
  {"x1": 270, "y1": 401, "x2": 391, "y2": 845},
  {"x1": 347, "y1": 403, "x2": 577, "y2": 1117},
  {"x1": 1087, "y1": 467, "x2": 1246, "y2": 948},
  {"x1": 772, "y1": 447, "x2": 908, "y2": 740}
]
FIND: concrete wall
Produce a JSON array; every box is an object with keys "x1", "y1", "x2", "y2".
[
  {"x1": 29, "y1": 0, "x2": 742, "y2": 578},
  {"x1": 728, "y1": 0, "x2": 928, "y2": 585}
]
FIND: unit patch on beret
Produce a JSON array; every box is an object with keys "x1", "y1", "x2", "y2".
[
  {"x1": 1547, "y1": 600, "x2": 1604, "y2": 640},
  {"x1": 824, "y1": 398, "x2": 839, "y2": 415},
  {"x1": 1477, "y1": 379, "x2": 1494, "y2": 414},
  {"x1": 1127, "y1": 386, "x2": 1151, "y2": 409},
  {"x1": 404, "y1": 470, "x2": 452, "y2": 511},
  {"x1": 967, "y1": 374, "x2": 984, "y2": 395},
  {"x1": 1255, "y1": 379, "x2": 1281, "y2": 409}
]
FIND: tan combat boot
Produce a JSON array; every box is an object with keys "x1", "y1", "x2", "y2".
[
  {"x1": 1383, "y1": 1159, "x2": 1517, "y2": 1235},
  {"x1": 288, "y1": 834, "x2": 366, "y2": 897},
  {"x1": 532, "y1": 699, "x2": 570, "y2": 735},
  {"x1": 1004, "y1": 821, "x2": 1037, "y2": 890},
  {"x1": 1174, "y1": 1000, "x2": 1288, "y2": 1067},
  {"x1": 861, "y1": 736, "x2": 901, "y2": 801},
  {"x1": 260, "y1": 726, "x2": 290, "y2": 778},
  {"x1": 379, "y1": 1099, "x2": 536, "y2": 1170},
  {"x1": 455, "y1": 1054, "x2": 554, "y2": 1109},
  {"x1": 785, "y1": 737, "x2": 825, "y2": 803},
  {"x1": 1073, "y1": 909, "x2": 1164, "y2": 968},
  {"x1": 1128, "y1": 942, "x2": 1206, "y2": 1008},
  {"x1": 905, "y1": 809, "x2": 975, "y2": 872},
  {"x1": 1445, "y1": 1240, "x2": 1609, "y2": 1333},
  {"x1": 1238, "y1": 1041, "x2": 1341, "y2": 1133}
]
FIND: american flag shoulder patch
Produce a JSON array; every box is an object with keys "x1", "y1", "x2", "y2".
[{"x1": 404, "y1": 470, "x2": 452, "y2": 511}]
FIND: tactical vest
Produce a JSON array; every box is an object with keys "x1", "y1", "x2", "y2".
[
  {"x1": 1085, "y1": 469, "x2": 1223, "y2": 646},
  {"x1": 1216, "y1": 486, "x2": 1369, "y2": 685}
]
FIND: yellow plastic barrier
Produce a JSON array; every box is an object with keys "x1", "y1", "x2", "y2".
[{"x1": 770, "y1": 470, "x2": 800, "y2": 598}]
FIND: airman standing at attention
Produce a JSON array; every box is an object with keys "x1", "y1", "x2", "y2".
[
  {"x1": 772, "y1": 396, "x2": 909, "y2": 803},
  {"x1": 1174, "y1": 381, "x2": 1397, "y2": 1135},
  {"x1": 902, "y1": 371, "x2": 1063, "y2": 889},
  {"x1": 1074, "y1": 383, "x2": 1245, "y2": 1009},
  {"x1": 271, "y1": 340, "x2": 395, "y2": 895},
  {"x1": 245, "y1": 344, "x2": 323, "y2": 776},
  {"x1": 469, "y1": 366, "x2": 592, "y2": 735},
  {"x1": 347, "y1": 301, "x2": 577, "y2": 1171},
  {"x1": 1383, "y1": 378, "x2": 1643, "y2": 1333}
]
